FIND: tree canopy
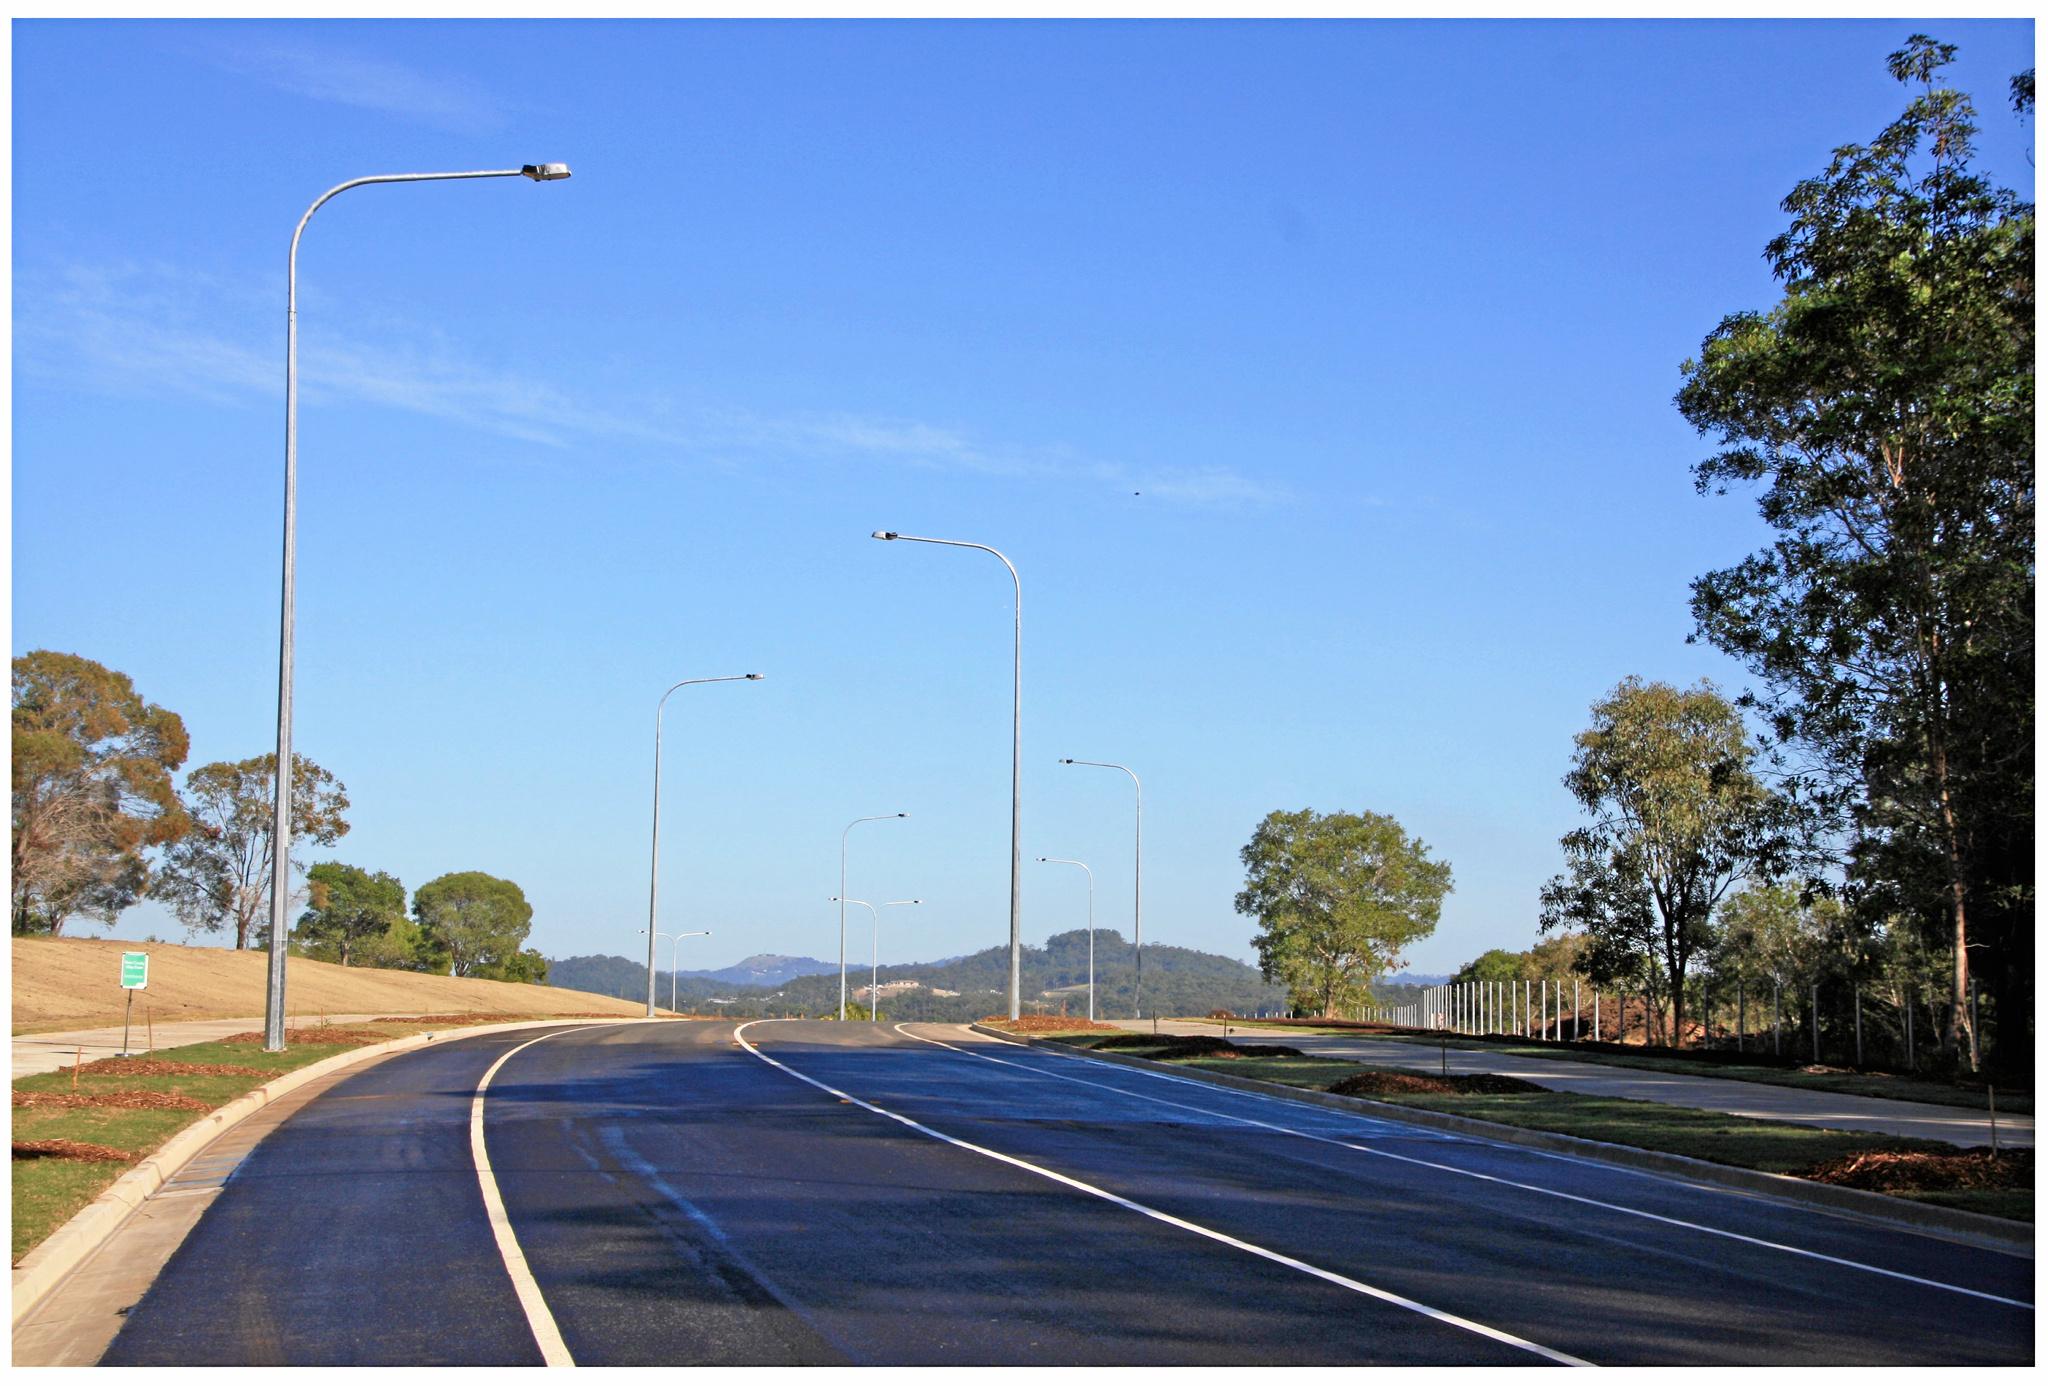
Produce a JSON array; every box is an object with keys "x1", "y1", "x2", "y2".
[
  {"x1": 413, "y1": 871, "x2": 536, "y2": 979},
  {"x1": 1539, "y1": 678, "x2": 1792, "y2": 1046},
  {"x1": 297, "y1": 862, "x2": 406, "y2": 968},
  {"x1": 1676, "y1": 35, "x2": 2033, "y2": 1065},
  {"x1": 151, "y1": 754, "x2": 350, "y2": 950},
  {"x1": 11, "y1": 651, "x2": 190, "y2": 936},
  {"x1": 1235, "y1": 808, "x2": 1452, "y2": 1017}
]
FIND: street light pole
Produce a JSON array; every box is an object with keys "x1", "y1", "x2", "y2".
[
  {"x1": 264, "y1": 163, "x2": 572, "y2": 1053},
  {"x1": 1038, "y1": 857, "x2": 1095, "y2": 1023},
  {"x1": 647, "y1": 676, "x2": 763, "y2": 1018},
  {"x1": 836, "y1": 898, "x2": 922, "y2": 1021},
  {"x1": 639, "y1": 928, "x2": 711, "y2": 1014},
  {"x1": 872, "y1": 530, "x2": 1023, "y2": 1019},
  {"x1": 1059, "y1": 759, "x2": 1142, "y2": 1019},
  {"x1": 840, "y1": 814, "x2": 907, "y2": 1020}
]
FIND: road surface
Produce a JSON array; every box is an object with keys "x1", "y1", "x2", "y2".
[{"x1": 83, "y1": 1021, "x2": 2030, "y2": 1365}]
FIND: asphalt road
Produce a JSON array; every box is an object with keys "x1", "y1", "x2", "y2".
[{"x1": 98, "y1": 1020, "x2": 2033, "y2": 1366}]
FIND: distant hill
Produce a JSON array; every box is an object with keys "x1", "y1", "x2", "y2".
[
  {"x1": 549, "y1": 953, "x2": 837, "y2": 1001},
  {"x1": 548, "y1": 931, "x2": 1291, "y2": 1021},
  {"x1": 687, "y1": 954, "x2": 837, "y2": 988}
]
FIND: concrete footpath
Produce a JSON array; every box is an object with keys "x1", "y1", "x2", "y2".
[
  {"x1": 1158, "y1": 1020, "x2": 2031, "y2": 1149},
  {"x1": 12, "y1": 1015, "x2": 433, "y2": 1080}
]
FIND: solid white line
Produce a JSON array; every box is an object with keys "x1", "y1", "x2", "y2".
[
  {"x1": 735, "y1": 1020, "x2": 1588, "y2": 1366},
  {"x1": 895, "y1": 1024, "x2": 2034, "y2": 1312},
  {"x1": 472, "y1": 1022, "x2": 639, "y2": 1367}
]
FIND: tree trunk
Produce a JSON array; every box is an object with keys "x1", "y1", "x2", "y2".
[{"x1": 1932, "y1": 731, "x2": 1975, "y2": 1068}]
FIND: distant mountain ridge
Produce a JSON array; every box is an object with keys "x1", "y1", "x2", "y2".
[
  {"x1": 548, "y1": 931, "x2": 1290, "y2": 1021},
  {"x1": 683, "y1": 953, "x2": 837, "y2": 988}
]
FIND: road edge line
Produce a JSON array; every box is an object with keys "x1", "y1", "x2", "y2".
[
  {"x1": 967, "y1": 1027, "x2": 2033, "y2": 1254},
  {"x1": 10, "y1": 1017, "x2": 637, "y2": 1330}
]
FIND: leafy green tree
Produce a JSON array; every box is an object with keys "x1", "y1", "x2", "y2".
[
  {"x1": 11, "y1": 651, "x2": 190, "y2": 936},
  {"x1": 151, "y1": 754, "x2": 350, "y2": 950},
  {"x1": 296, "y1": 862, "x2": 405, "y2": 967},
  {"x1": 1235, "y1": 808, "x2": 1453, "y2": 1017},
  {"x1": 413, "y1": 871, "x2": 535, "y2": 979},
  {"x1": 1539, "y1": 679, "x2": 1794, "y2": 1047},
  {"x1": 1452, "y1": 948, "x2": 1524, "y2": 984},
  {"x1": 1676, "y1": 36, "x2": 2033, "y2": 1065}
]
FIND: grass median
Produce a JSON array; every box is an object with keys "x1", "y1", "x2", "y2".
[
  {"x1": 10, "y1": 1013, "x2": 618, "y2": 1261},
  {"x1": 1185, "y1": 1017, "x2": 2031, "y2": 1116},
  {"x1": 1051, "y1": 1032, "x2": 2033, "y2": 1225}
]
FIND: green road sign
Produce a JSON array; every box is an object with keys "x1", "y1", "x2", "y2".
[{"x1": 120, "y1": 951, "x2": 149, "y2": 990}]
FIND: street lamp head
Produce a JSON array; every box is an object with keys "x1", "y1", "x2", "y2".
[
  {"x1": 871, "y1": 530, "x2": 899, "y2": 540},
  {"x1": 521, "y1": 163, "x2": 573, "y2": 181},
  {"x1": 1058, "y1": 758, "x2": 1075, "y2": 764},
  {"x1": 745, "y1": 673, "x2": 765, "y2": 680}
]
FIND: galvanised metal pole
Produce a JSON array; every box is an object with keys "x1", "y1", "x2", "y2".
[
  {"x1": 264, "y1": 163, "x2": 571, "y2": 1053},
  {"x1": 873, "y1": 531, "x2": 1022, "y2": 1018},
  {"x1": 839, "y1": 815, "x2": 906, "y2": 1020},
  {"x1": 1058, "y1": 760, "x2": 1142, "y2": 1019},
  {"x1": 647, "y1": 676, "x2": 762, "y2": 1018},
  {"x1": 833, "y1": 898, "x2": 878, "y2": 1017},
  {"x1": 1038, "y1": 858, "x2": 1095, "y2": 1022}
]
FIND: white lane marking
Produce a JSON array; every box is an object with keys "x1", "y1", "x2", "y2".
[
  {"x1": 895, "y1": 1024, "x2": 2034, "y2": 1312},
  {"x1": 473, "y1": 1022, "x2": 641, "y2": 1367},
  {"x1": 735, "y1": 1020, "x2": 1588, "y2": 1366}
]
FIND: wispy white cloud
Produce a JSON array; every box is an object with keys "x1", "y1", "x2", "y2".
[
  {"x1": 15, "y1": 259, "x2": 1292, "y2": 507},
  {"x1": 193, "y1": 36, "x2": 504, "y2": 135}
]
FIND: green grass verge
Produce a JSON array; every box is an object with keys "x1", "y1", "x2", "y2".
[
  {"x1": 1053, "y1": 1037, "x2": 2032, "y2": 1224},
  {"x1": 11, "y1": 1017, "x2": 593, "y2": 1261},
  {"x1": 1361, "y1": 1033, "x2": 2032, "y2": 1115}
]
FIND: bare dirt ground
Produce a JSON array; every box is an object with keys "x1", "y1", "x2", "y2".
[{"x1": 11, "y1": 937, "x2": 646, "y2": 1033}]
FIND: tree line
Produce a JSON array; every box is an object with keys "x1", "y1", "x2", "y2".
[
  {"x1": 11, "y1": 649, "x2": 546, "y2": 982},
  {"x1": 1236, "y1": 39, "x2": 2032, "y2": 1077}
]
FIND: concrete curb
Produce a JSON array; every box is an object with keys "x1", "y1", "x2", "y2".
[
  {"x1": 11, "y1": 1016, "x2": 647, "y2": 1329},
  {"x1": 968, "y1": 1026, "x2": 2034, "y2": 1254}
]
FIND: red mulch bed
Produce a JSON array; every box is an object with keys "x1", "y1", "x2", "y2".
[
  {"x1": 1801, "y1": 1147, "x2": 2032, "y2": 1194},
  {"x1": 367, "y1": 1012, "x2": 622, "y2": 1026},
  {"x1": 981, "y1": 1016, "x2": 1124, "y2": 1033},
  {"x1": 217, "y1": 1027, "x2": 386, "y2": 1045},
  {"x1": 1328, "y1": 1069, "x2": 1546, "y2": 1097},
  {"x1": 13, "y1": 1090, "x2": 211, "y2": 1111},
  {"x1": 13, "y1": 1139, "x2": 139, "y2": 1162},
  {"x1": 65, "y1": 1058, "x2": 268, "y2": 1078}
]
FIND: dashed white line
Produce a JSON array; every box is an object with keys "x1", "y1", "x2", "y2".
[
  {"x1": 472, "y1": 1022, "x2": 645, "y2": 1367},
  {"x1": 893, "y1": 1023, "x2": 2033, "y2": 1312},
  {"x1": 735, "y1": 1019, "x2": 1589, "y2": 1366}
]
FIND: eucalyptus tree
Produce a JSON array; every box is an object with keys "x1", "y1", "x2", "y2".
[
  {"x1": 11, "y1": 651, "x2": 190, "y2": 935},
  {"x1": 1539, "y1": 679, "x2": 1796, "y2": 1047},
  {"x1": 1236, "y1": 808, "x2": 1452, "y2": 1018},
  {"x1": 1677, "y1": 36, "x2": 2033, "y2": 1062}
]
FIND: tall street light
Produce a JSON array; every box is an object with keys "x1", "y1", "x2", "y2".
[
  {"x1": 872, "y1": 530, "x2": 1022, "y2": 1019},
  {"x1": 834, "y1": 897, "x2": 922, "y2": 1021},
  {"x1": 640, "y1": 928, "x2": 711, "y2": 1014},
  {"x1": 840, "y1": 813, "x2": 907, "y2": 1020},
  {"x1": 647, "y1": 676, "x2": 763, "y2": 1018},
  {"x1": 264, "y1": 162, "x2": 573, "y2": 1053},
  {"x1": 1060, "y1": 758, "x2": 1143, "y2": 1019},
  {"x1": 1037, "y1": 858, "x2": 1095, "y2": 1023}
]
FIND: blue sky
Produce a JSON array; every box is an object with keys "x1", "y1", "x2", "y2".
[{"x1": 11, "y1": 18, "x2": 2036, "y2": 977}]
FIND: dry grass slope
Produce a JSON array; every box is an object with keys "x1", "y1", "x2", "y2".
[{"x1": 11, "y1": 937, "x2": 645, "y2": 1033}]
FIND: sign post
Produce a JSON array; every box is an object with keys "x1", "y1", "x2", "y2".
[{"x1": 119, "y1": 952, "x2": 149, "y2": 1057}]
